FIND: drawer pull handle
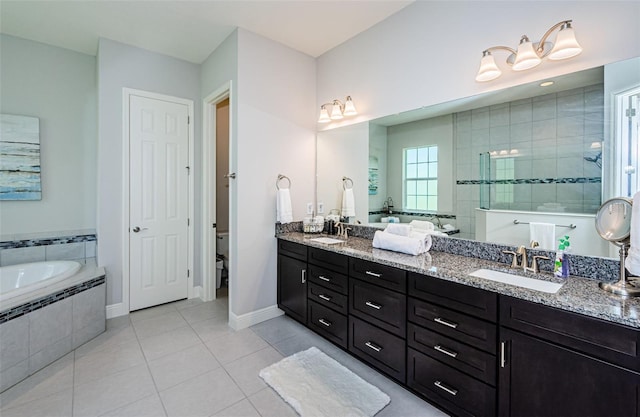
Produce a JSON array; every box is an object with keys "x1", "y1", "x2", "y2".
[
  {"x1": 365, "y1": 301, "x2": 382, "y2": 310},
  {"x1": 434, "y1": 317, "x2": 458, "y2": 329},
  {"x1": 318, "y1": 319, "x2": 332, "y2": 327},
  {"x1": 434, "y1": 381, "x2": 458, "y2": 396},
  {"x1": 318, "y1": 275, "x2": 331, "y2": 282},
  {"x1": 365, "y1": 341, "x2": 382, "y2": 352},
  {"x1": 434, "y1": 345, "x2": 458, "y2": 358},
  {"x1": 365, "y1": 271, "x2": 382, "y2": 278},
  {"x1": 318, "y1": 294, "x2": 332, "y2": 301}
]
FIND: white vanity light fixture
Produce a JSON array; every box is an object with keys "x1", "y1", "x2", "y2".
[
  {"x1": 475, "y1": 20, "x2": 583, "y2": 82},
  {"x1": 318, "y1": 96, "x2": 357, "y2": 123}
]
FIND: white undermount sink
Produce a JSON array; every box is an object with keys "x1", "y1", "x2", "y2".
[
  {"x1": 469, "y1": 269, "x2": 565, "y2": 294},
  {"x1": 309, "y1": 237, "x2": 344, "y2": 245}
]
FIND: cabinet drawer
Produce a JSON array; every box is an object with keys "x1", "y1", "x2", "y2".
[
  {"x1": 350, "y1": 258, "x2": 406, "y2": 293},
  {"x1": 349, "y1": 316, "x2": 406, "y2": 383},
  {"x1": 308, "y1": 282, "x2": 347, "y2": 315},
  {"x1": 408, "y1": 272, "x2": 497, "y2": 322},
  {"x1": 408, "y1": 323, "x2": 496, "y2": 385},
  {"x1": 409, "y1": 298, "x2": 496, "y2": 354},
  {"x1": 308, "y1": 247, "x2": 348, "y2": 274},
  {"x1": 408, "y1": 347, "x2": 496, "y2": 417},
  {"x1": 278, "y1": 240, "x2": 307, "y2": 261},
  {"x1": 308, "y1": 300, "x2": 347, "y2": 349},
  {"x1": 500, "y1": 296, "x2": 640, "y2": 371},
  {"x1": 308, "y1": 264, "x2": 348, "y2": 295},
  {"x1": 350, "y1": 279, "x2": 406, "y2": 338}
]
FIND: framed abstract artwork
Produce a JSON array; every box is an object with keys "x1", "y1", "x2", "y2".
[{"x1": 0, "y1": 114, "x2": 42, "y2": 200}]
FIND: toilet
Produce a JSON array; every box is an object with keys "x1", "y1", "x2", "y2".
[{"x1": 216, "y1": 232, "x2": 229, "y2": 283}]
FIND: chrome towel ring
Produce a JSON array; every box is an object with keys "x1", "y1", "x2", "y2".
[
  {"x1": 276, "y1": 174, "x2": 291, "y2": 190},
  {"x1": 343, "y1": 176, "x2": 353, "y2": 190}
]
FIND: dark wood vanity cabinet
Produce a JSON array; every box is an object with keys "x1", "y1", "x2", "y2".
[
  {"x1": 277, "y1": 240, "x2": 640, "y2": 417},
  {"x1": 499, "y1": 296, "x2": 640, "y2": 417},
  {"x1": 277, "y1": 240, "x2": 308, "y2": 324},
  {"x1": 407, "y1": 272, "x2": 498, "y2": 417},
  {"x1": 306, "y1": 248, "x2": 349, "y2": 348},
  {"x1": 348, "y1": 257, "x2": 408, "y2": 383}
]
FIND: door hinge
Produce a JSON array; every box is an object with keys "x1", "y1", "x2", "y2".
[
  {"x1": 626, "y1": 108, "x2": 637, "y2": 117},
  {"x1": 187, "y1": 116, "x2": 190, "y2": 124},
  {"x1": 187, "y1": 218, "x2": 190, "y2": 226},
  {"x1": 186, "y1": 166, "x2": 190, "y2": 175},
  {"x1": 212, "y1": 223, "x2": 217, "y2": 228},
  {"x1": 187, "y1": 269, "x2": 190, "y2": 277}
]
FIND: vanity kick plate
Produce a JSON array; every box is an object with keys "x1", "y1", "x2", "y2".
[
  {"x1": 469, "y1": 269, "x2": 564, "y2": 294},
  {"x1": 309, "y1": 237, "x2": 345, "y2": 244}
]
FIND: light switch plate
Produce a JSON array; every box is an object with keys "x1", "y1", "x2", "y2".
[
  {"x1": 306, "y1": 202, "x2": 313, "y2": 215},
  {"x1": 317, "y1": 202, "x2": 324, "y2": 214}
]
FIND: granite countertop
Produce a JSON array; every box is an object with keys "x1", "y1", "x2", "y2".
[{"x1": 278, "y1": 232, "x2": 640, "y2": 329}]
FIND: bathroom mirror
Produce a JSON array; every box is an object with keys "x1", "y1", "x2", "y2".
[
  {"x1": 316, "y1": 56, "x2": 640, "y2": 258},
  {"x1": 595, "y1": 197, "x2": 632, "y2": 242}
]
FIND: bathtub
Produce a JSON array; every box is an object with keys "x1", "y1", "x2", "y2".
[
  {"x1": 0, "y1": 261, "x2": 82, "y2": 303},
  {"x1": 0, "y1": 259, "x2": 106, "y2": 393}
]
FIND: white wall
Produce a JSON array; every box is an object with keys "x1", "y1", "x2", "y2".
[
  {"x1": 232, "y1": 29, "x2": 316, "y2": 317},
  {"x1": 317, "y1": 122, "x2": 369, "y2": 224},
  {"x1": 317, "y1": 1, "x2": 640, "y2": 124},
  {"x1": 386, "y1": 115, "x2": 455, "y2": 214},
  {"x1": 0, "y1": 35, "x2": 97, "y2": 238},
  {"x1": 97, "y1": 38, "x2": 201, "y2": 306}
]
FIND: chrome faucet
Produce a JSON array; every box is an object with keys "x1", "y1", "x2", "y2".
[
  {"x1": 428, "y1": 215, "x2": 443, "y2": 228},
  {"x1": 335, "y1": 223, "x2": 351, "y2": 239}
]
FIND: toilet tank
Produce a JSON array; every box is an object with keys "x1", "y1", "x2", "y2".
[{"x1": 216, "y1": 232, "x2": 229, "y2": 257}]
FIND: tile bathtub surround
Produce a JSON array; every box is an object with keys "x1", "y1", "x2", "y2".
[
  {"x1": 0, "y1": 234, "x2": 97, "y2": 267},
  {"x1": 0, "y1": 283, "x2": 106, "y2": 392}
]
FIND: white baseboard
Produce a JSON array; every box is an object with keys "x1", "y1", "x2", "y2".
[
  {"x1": 106, "y1": 302, "x2": 127, "y2": 319},
  {"x1": 190, "y1": 285, "x2": 203, "y2": 300},
  {"x1": 229, "y1": 304, "x2": 284, "y2": 330}
]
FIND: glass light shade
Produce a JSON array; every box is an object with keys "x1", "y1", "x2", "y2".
[
  {"x1": 318, "y1": 106, "x2": 331, "y2": 123},
  {"x1": 343, "y1": 97, "x2": 357, "y2": 116},
  {"x1": 475, "y1": 52, "x2": 502, "y2": 82},
  {"x1": 548, "y1": 25, "x2": 582, "y2": 60},
  {"x1": 512, "y1": 39, "x2": 542, "y2": 71},
  {"x1": 330, "y1": 102, "x2": 344, "y2": 120}
]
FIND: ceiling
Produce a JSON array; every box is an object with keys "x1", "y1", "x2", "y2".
[{"x1": 0, "y1": 0, "x2": 413, "y2": 63}]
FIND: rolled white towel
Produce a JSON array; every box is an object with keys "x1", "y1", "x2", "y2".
[
  {"x1": 409, "y1": 230, "x2": 432, "y2": 252},
  {"x1": 409, "y1": 220, "x2": 435, "y2": 231},
  {"x1": 384, "y1": 224, "x2": 412, "y2": 237},
  {"x1": 373, "y1": 230, "x2": 426, "y2": 256}
]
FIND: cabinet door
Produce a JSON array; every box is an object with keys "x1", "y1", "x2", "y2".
[
  {"x1": 499, "y1": 328, "x2": 640, "y2": 417},
  {"x1": 277, "y1": 255, "x2": 307, "y2": 324}
]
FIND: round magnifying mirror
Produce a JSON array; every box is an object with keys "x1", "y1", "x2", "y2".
[{"x1": 595, "y1": 197, "x2": 632, "y2": 243}]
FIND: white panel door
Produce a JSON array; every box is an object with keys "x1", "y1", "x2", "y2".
[{"x1": 129, "y1": 95, "x2": 189, "y2": 311}]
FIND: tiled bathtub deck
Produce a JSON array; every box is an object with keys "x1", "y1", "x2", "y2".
[{"x1": 0, "y1": 297, "x2": 447, "y2": 417}]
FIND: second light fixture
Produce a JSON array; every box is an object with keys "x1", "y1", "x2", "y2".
[{"x1": 318, "y1": 96, "x2": 357, "y2": 123}]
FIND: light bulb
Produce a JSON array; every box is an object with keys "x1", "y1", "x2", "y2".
[
  {"x1": 318, "y1": 106, "x2": 331, "y2": 123},
  {"x1": 548, "y1": 22, "x2": 582, "y2": 60},
  {"x1": 475, "y1": 51, "x2": 502, "y2": 82},
  {"x1": 343, "y1": 96, "x2": 357, "y2": 116},
  {"x1": 512, "y1": 36, "x2": 542, "y2": 71}
]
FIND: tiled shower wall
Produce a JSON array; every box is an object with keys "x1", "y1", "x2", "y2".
[{"x1": 455, "y1": 84, "x2": 604, "y2": 240}]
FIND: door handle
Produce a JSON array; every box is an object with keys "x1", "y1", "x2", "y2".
[
  {"x1": 301, "y1": 269, "x2": 306, "y2": 284},
  {"x1": 132, "y1": 226, "x2": 148, "y2": 233},
  {"x1": 500, "y1": 341, "x2": 507, "y2": 368},
  {"x1": 224, "y1": 173, "x2": 236, "y2": 179}
]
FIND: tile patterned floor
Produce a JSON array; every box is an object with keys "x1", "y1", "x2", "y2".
[{"x1": 0, "y1": 296, "x2": 448, "y2": 417}]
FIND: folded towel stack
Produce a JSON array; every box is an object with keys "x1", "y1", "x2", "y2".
[{"x1": 372, "y1": 223, "x2": 434, "y2": 255}]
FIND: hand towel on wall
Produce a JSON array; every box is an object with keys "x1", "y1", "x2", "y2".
[
  {"x1": 625, "y1": 191, "x2": 640, "y2": 276},
  {"x1": 342, "y1": 188, "x2": 356, "y2": 218},
  {"x1": 529, "y1": 222, "x2": 556, "y2": 250},
  {"x1": 276, "y1": 189, "x2": 293, "y2": 224},
  {"x1": 373, "y1": 230, "x2": 426, "y2": 256}
]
